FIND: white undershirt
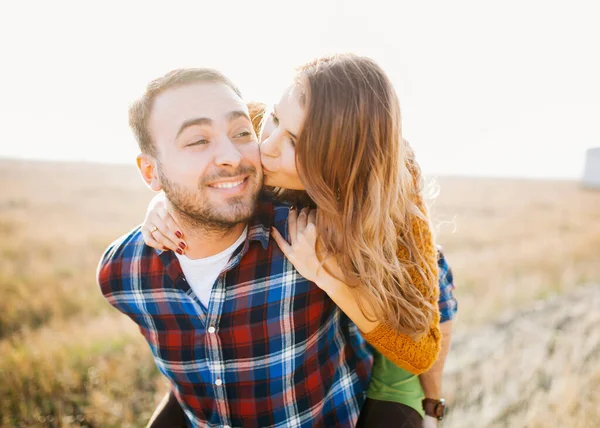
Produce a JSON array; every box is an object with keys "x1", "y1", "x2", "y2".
[{"x1": 175, "y1": 227, "x2": 248, "y2": 309}]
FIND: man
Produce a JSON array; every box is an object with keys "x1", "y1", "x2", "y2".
[{"x1": 97, "y1": 69, "x2": 372, "y2": 427}]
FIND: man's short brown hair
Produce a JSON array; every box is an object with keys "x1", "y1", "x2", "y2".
[{"x1": 129, "y1": 68, "x2": 243, "y2": 156}]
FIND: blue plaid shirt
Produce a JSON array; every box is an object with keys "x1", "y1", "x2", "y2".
[
  {"x1": 98, "y1": 197, "x2": 373, "y2": 428},
  {"x1": 436, "y1": 247, "x2": 458, "y2": 323}
]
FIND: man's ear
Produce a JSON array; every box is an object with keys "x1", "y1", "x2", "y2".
[{"x1": 136, "y1": 153, "x2": 162, "y2": 192}]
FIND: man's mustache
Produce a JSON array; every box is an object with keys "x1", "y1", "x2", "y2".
[{"x1": 200, "y1": 164, "x2": 259, "y2": 185}]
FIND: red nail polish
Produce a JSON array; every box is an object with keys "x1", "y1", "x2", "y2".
[
  {"x1": 289, "y1": 206, "x2": 296, "y2": 211},
  {"x1": 179, "y1": 242, "x2": 186, "y2": 250},
  {"x1": 163, "y1": 246, "x2": 169, "y2": 251},
  {"x1": 175, "y1": 231, "x2": 183, "y2": 239},
  {"x1": 176, "y1": 248, "x2": 183, "y2": 255}
]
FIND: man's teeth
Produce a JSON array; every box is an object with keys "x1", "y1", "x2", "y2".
[{"x1": 212, "y1": 179, "x2": 244, "y2": 189}]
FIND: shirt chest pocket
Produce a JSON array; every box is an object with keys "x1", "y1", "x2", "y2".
[{"x1": 133, "y1": 289, "x2": 208, "y2": 354}]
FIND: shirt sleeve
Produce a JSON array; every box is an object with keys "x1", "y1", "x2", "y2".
[{"x1": 436, "y1": 246, "x2": 458, "y2": 323}]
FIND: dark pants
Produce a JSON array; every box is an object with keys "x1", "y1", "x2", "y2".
[
  {"x1": 356, "y1": 398, "x2": 423, "y2": 428},
  {"x1": 147, "y1": 393, "x2": 422, "y2": 427},
  {"x1": 146, "y1": 390, "x2": 187, "y2": 428}
]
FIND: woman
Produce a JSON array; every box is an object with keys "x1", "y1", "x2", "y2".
[{"x1": 144, "y1": 54, "x2": 441, "y2": 427}]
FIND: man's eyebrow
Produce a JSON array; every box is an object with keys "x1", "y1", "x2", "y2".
[
  {"x1": 226, "y1": 110, "x2": 252, "y2": 123},
  {"x1": 175, "y1": 111, "x2": 250, "y2": 138},
  {"x1": 176, "y1": 118, "x2": 212, "y2": 138}
]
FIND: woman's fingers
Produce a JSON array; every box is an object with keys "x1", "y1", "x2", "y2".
[
  {"x1": 296, "y1": 207, "x2": 309, "y2": 233},
  {"x1": 142, "y1": 192, "x2": 186, "y2": 253},
  {"x1": 271, "y1": 227, "x2": 293, "y2": 260},
  {"x1": 141, "y1": 227, "x2": 165, "y2": 250},
  {"x1": 146, "y1": 215, "x2": 181, "y2": 253},
  {"x1": 305, "y1": 209, "x2": 318, "y2": 242},
  {"x1": 161, "y1": 212, "x2": 187, "y2": 251},
  {"x1": 288, "y1": 207, "x2": 298, "y2": 245},
  {"x1": 151, "y1": 227, "x2": 182, "y2": 253},
  {"x1": 273, "y1": 210, "x2": 322, "y2": 284},
  {"x1": 307, "y1": 209, "x2": 317, "y2": 227}
]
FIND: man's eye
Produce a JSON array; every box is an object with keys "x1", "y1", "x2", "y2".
[
  {"x1": 188, "y1": 139, "x2": 209, "y2": 146},
  {"x1": 235, "y1": 131, "x2": 252, "y2": 138}
]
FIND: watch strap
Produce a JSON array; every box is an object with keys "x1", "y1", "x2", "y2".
[{"x1": 422, "y1": 398, "x2": 446, "y2": 420}]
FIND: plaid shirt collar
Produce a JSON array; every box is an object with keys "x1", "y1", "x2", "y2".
[{"x1": 152, "y1": 194, "x2": 274, "y2": 284}]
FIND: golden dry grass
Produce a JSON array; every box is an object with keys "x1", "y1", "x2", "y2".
[
  {"x1": 429, "y1": 176, "x2": 600, "y2": 327},
  {"x1": 1, "y1": 159, "x2": 599, "y2": 427}
]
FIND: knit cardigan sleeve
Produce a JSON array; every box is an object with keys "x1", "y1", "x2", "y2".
[{"x1": 361, "y1": 146, "x2": 441, "y2": 375}]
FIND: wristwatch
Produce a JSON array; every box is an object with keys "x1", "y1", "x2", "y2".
[{"x1": 422, "y1": 398, "x2": 447, "y2": 420}]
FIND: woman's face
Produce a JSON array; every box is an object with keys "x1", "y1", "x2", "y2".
[{"x1": 259, "y1": 85, "x2": 306, "y2": 190}]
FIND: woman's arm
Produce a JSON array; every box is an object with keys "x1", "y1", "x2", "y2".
[
  {"x1": 420, "y1": 320, "x2": 453, "y2": 427},
  {"x1": 327, "y1": 277, "x2": 441, "y2": 374},
  {"x1": 271, "y1": 206, "x2": 441, "y2": 375},
  {"x1": 419, "y1": 248, "x2": 458, "y2": 425}
]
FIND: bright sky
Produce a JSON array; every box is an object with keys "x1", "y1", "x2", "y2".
[{"x1": 1, "y1": 0, "x2": 599, "y2": 178}]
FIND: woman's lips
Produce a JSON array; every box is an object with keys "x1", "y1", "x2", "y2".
[{"x1": 261, "y1": 163, "x2": 274, "y2": 174}]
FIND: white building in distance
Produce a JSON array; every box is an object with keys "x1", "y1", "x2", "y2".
[{"x1": 583, "y1": 148, "x2": 600, "y2": 188}]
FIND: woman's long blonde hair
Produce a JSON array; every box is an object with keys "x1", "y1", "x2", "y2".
[{"x1": 293, "y1": 54, "x2": 437, "y2": 337}]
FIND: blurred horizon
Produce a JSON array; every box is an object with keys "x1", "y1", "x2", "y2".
[{"x1": 1, "y1": 154, "x2": 592, "y2": 181}]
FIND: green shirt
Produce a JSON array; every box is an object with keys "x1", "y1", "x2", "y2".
[{"x1": 366, "y1": 350, "x2": 425, "y2": 418}]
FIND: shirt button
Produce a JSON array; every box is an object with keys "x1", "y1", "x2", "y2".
[
  {"x1": 215, "y1": 378, "x2": 223, "y2": 386},
  {"x1": 208, "y1": 326, "x2": 216, "y2": 334}
]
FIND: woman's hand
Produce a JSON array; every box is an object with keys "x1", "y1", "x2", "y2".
[
  {"x1": 273, "y1": 207, "x2": 381, "y2": 334},
  {"x1": 141, "y1": 193, "x2": 187, "y2": 254},
  {"x1": 271, "y1": 207, "x2": 338, "y2": 290}
]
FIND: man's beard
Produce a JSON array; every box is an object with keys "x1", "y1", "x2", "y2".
[{"x1": 157, "y1": 163, "x2": 261, "y2": 233}]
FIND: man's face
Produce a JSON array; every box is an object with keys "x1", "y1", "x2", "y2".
[{"x1": 148, "y1": 82, "x2": 263, "y2": 229}]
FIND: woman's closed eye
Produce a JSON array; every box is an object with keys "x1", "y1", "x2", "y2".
[
  {"x1": 270, "y1": 112, "x2": 296, "y2": 147},
  {"x1": 270, "y1": 112, "x2": 280, "y2": 126}
]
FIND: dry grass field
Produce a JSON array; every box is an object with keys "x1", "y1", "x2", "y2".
[{"x1": 1, "y1": 158, "x2": 599, "y2": 427}]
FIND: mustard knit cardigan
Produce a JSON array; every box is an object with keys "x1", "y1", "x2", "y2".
[{"x1": 361, "y1": 150, "x2": 441, "y2": 375}]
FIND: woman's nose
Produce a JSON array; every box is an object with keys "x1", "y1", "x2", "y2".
[{"x1": 260, "y1": 135, "x2": 280, "y2": 159}]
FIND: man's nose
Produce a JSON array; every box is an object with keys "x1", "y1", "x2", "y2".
[{"x1": 214, "y1": 136, "x2": 243, "y2": 168}]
